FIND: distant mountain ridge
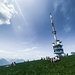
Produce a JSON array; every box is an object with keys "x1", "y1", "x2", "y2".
[
  {"x1": 0, "y1": 58, "x2": 9, "y2": 66},
  {"x1": 0, "y1": 58, "x2": 25, "y2": 66},
  {"x1": 8, "y1": 59, "x2": 25, "y2": 63}
]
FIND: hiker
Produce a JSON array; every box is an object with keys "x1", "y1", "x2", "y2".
[
  {"x1": 51, "y1": 56, "x2": 60, "y2": 63},
  {"x1": 41, "y1": 57, "x2": 43, "y2": 60},
  {"x1": 54, "y1": 56, "x2": 60, "y2": 62},
  {"x1": 46, "y1": 56, "x2": 50, "y2": 60},
  {"x1": 10, "y1": 62, "x2": 16, "y2": 66},
  {"x1": 55, "y1": 56, "x2": 58, "y2": 62},
  {"x1": 51, "y1": 58, "x2": 55, "y2": 63},
  {"x1": 53, "y1": 58, "x2": 55, "y2": 62},
  {"x1": 13, "y1": 62, "x2": 15, "y2": 66},
  {"x1": 57, "y1": 56, "x2": 60, "y2": 61},
  {"x1": 10, "y1": 62, "x2": 13, "y2": 66},
  {"x1": 51, "y1": 58, "x2": 53, "y2": 63},
  {"x1": 67, "y1": 53, "x2": 68, "y2": 56}
]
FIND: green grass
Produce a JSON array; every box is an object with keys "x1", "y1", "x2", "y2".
[{"x1": 0, "y1": 55, "x2": 75, "y2": 75}]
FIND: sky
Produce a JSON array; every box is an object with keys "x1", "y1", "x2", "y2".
[{"x1": 0, "y1": 0, "x2": 75, "y2": 60}]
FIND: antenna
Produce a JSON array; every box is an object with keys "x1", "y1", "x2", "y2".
[
  {"x1": 50, "y1": 13, "x2": 57, "y2": 45},
  {"x1": 50, "y1": 13, "x2": 64, "y2": 56}
]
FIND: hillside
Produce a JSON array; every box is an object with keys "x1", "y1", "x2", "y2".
[{"x1": 0, "y1": 55, "x2": 75, "y2": 75}]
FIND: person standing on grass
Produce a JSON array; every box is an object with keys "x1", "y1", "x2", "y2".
[
  {"x1": 51, "y1": 57, "x2": 55, "y2": 63},
  {"x1": 51, "y1": 58, "x2": 53, "y2": 63}
]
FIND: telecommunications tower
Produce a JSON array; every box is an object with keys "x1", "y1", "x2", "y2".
[{"x1": 50, "y1": 13, "x2": 64, "y2": 56}]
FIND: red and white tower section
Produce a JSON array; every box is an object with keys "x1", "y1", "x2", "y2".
[{"x1": 50, "y1": 13, "x2": 64, "y2": 56}]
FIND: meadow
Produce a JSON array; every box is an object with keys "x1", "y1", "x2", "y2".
[{"x1": 0, "y1": 55, "x2": 75, "y2": 75}]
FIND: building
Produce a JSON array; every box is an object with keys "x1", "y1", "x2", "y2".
[{"x1": 71, "y1": 52, "x2": 75, "y2": 55}]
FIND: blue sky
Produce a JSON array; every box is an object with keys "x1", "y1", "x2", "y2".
[{"x1": 0, "y1": 0, "x2": 75, "y2": 60}]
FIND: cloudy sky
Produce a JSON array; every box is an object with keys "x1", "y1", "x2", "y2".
[{"x1": 0, "y1": 0, "x2": 75, "y2": 60}]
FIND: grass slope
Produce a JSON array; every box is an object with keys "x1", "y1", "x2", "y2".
[{"x1": 0, "y1": 55, "x2": 75, "y2": 75}]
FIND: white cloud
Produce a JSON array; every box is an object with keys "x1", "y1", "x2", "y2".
[
  {"x1": 64, "y1": 25, "x2": 71, "y2": 32},
  {"x1": 32, "y1": 47, "x2": 37, "y2": 50},
  {"x1": 0, "y1": 0, "x2": 17, "y2": 25},
  {"x1": 54, "y1": 2, "x2": 58, "y2": 12},
  {"x1": 0, "y1": 50, "x2": 11, "y2": 54},
  {"x1": 54, "y1": 0, "x2": 63, "y2": 12},
  {"x1": 19, "y1": 46, "x2": 37, "y2": 52},
  {"x1": 24, "y1": 47, "x2": 37, "y2": 52}
]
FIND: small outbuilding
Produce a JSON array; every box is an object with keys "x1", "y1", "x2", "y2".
[{"x1": 71, "y1": 52, "x2": 75, "y2": 55}]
